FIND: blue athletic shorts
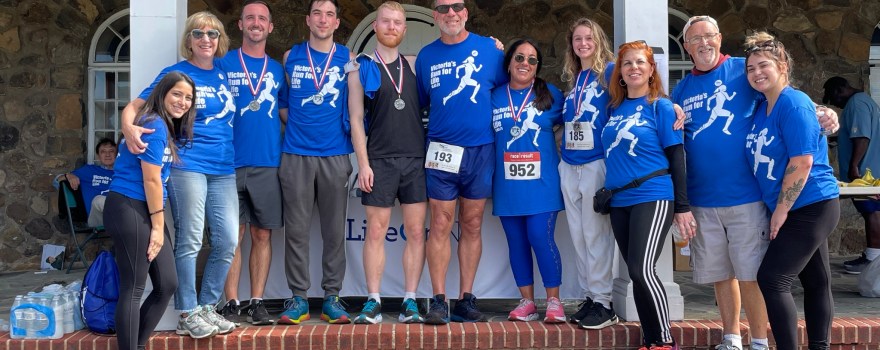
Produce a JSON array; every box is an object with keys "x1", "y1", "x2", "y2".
[
  {"x1": 853, "y1": 198, "x2": 880, "y2": 213},
  {"x1": 426, "y1": 143, "x2": 494, "y2": 200}
]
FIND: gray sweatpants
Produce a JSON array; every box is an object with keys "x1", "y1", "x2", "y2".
[{"x1": 280, "y1": 153, "x2": 352, "y2": 298}]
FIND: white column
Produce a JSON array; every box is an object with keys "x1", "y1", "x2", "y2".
[
  {"x1": 611, "y1": 0, "x2": 684, "y2": 322},
  {"x1": 130, "y1": 0, "x2": 187, "y2": 99},
  {"x1": 130, "y1": 0, "x2": 186, "y2": 331}
]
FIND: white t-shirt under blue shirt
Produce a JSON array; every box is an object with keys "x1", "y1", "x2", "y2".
[
  {"x1": 416, "y1": 33, "x2": 507, "y2": 147},
  {"x1": 216, "y1": 49, "x2": 289, "y2": 168},
  {"x1": 491, "y1": 83, "x2": 564, "y2": 216},
  {"x1": 671, "y1": 57, "x2": 763, "y2": 207},
  {"x1": 745, "y1": 86, "x2": 839, "y2": 212},
  {"x1": 602, "y1": 97, "x2": 682, "y2": 207},
  {"x1": 138, "y1": 61, "x2": 234, "y2": 175},
  {"x1": 282, "y1": 42, "x2": 353, "y2": 157},
  {"x1": 109, "y1": 117, "x2": 172, "y2": 202}
]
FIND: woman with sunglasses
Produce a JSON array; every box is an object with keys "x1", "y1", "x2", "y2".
[
  {"x1": 106, "y1": 71, "x2": 196, "y2": 350},
  {"x1": 603, "y1": 41, "x2": 695, "y2": 350},
  {"x1": 119, "y1": 11, "x2": 237, "y2": 339},
  {"x1": 490, "y1": 38, "x2": 566, "y2": 324},
  {"x1": 743, "y1": 32, "x2": 839, "y2": 350},
  {"x1": 557, "y1": 18, "x2": 619, "y2": 330}
]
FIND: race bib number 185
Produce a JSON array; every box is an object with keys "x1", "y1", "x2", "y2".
[
  {"x1": 425, "y1": 142, "x2": 464, "y2": 174},
  {"x1": 565, "y1": 121, "x2": 594, "y2": 150}
]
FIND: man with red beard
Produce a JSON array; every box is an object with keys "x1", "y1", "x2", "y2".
[
  {"x1": 215, "y1": 0, "x2": 288, "y2": 326},
  {"x1": 347, "y1": 1, "x2": 427, "y2": 324}
]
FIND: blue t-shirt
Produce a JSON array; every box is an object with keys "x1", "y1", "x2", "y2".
[
  {"x1": 602, "y1": 97, "x2": 682, "y2": 207},
  {"x1": 838, "y1": 92, "x2": 880, "y2": 182},
  {"x1": 745, "y1": 86, "x2": 839, "y2": 212},
  {"x1": 282, "y1": 42, "x2": 353, "y2": 156},
  {"x1": 490, "y1": 83, "x2": 564, "y2": 216},
  {"x1": 416, "y1": 33, "x2": 507, "y2": 147},
  {"x1": 138, "y1": 62, "x2": 234, "y2": 175},
  {"x1": 109, "y1": 117, "x2": 172, "y2": 202},
  {"x1": 216, "y1": 49, "x2": 289, "y2": 168},
  {"x1": 561, "y1": 63, "x2": 614, "y2": 165},
  {"x1": 671, "y1": 57, "x2": 763, "y2": 207},
  {"x1": 69, "y1": 165, "x2": 113, "y2": 216}
]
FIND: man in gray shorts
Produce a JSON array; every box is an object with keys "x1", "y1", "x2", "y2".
[
  {"x1": 347, "y1": 2, "x2": 427, "y2": 324},
  {"x1": 216, "y1": 0, "x2": 287, "y2": 326}
]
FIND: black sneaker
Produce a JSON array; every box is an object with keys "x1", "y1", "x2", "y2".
[
  {"x1": 451, "y1": 293, "x2": 486, "y2": 322},
  {"x1": 844, "y1": 253, "x2": 872, "y2": 274},
  {"x1": 219, "y1": 300, "x2": 241, "y2": 326},
  {"x1": 569, "y1": 297, "x2": 594, "y2": 324},
  {"x1": 247, "y1": 299, "x2": 274, "y2": 325},
  {"x1": 424, "y1": 294, "x2": 449, "y2": 325},
  {"x1": 578, "y1": 301, "x2": 619, "y2": 329}
]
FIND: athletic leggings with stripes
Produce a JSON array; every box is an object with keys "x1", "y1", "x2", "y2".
[
  {"x1": 610, "y1": 200, "x2": 674, "y2": 346},
  {"x1": 104, "y1": 192, "x2": 178, "y2": 350},
  {"x1": 757, "y1": 199, "x2": 839, "y2": 350}
]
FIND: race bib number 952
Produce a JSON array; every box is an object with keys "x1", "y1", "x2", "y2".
[{"x1": 504, "y1": 152, "x2": 541, "y2": 180}]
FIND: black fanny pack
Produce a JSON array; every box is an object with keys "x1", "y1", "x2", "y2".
[{"x1": 593, "y1": 169, "x2": 669, "y2": 214}]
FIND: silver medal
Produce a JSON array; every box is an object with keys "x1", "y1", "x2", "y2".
[
  {"x1": 248, "y1": 100, "x2": 260, "y2": 111},
  {"x1": 510, "y1": 126, "x2": 521, "y2": 137},
  {"x1": 394, "y1": 98, "x2": 405, "y2": 110},
  {"x1": 314, "y1": 94, "x2": 324, "y2": 105}
]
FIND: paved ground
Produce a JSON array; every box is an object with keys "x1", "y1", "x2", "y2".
[{"x1": 1, "y1": 255, "x2": 877, "y2": 324}]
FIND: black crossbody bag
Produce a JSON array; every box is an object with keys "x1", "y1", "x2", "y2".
[{"x1": 593, "y1": 169, "x2": 669, "y2": 214}]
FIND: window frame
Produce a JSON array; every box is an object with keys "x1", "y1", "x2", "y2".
[{"x1": 87, "y1": 9, "x2": 130, "y2": 163}]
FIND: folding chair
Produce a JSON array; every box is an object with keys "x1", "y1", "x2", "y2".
[{"x1": 58, "y1": 180, "x2": 110, "y2": 273}]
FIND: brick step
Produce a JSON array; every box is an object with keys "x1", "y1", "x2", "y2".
[{"x1": 2, "y1": 317, "x2": 878, "y2": 349}]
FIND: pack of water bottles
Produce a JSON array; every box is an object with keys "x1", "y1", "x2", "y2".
[{"x1": 9, "y1": 281, "x2": 85, "y2": 339}]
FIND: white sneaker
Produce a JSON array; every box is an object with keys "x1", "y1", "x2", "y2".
[
  {"x1": 176, "y1": 308, "x2": 219, "y2": 339},
  {"x1": 201, "y1": 305, "x2": 236, "y2": 334}
]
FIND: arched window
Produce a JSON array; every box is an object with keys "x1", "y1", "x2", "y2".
[
  {"x1": 668, "y1": 8, "x2": 693, "y2": 89},
  {"x1": 88, "y1": 9, "x2": 130, "y2": 163}
]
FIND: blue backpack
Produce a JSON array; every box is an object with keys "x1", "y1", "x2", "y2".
[{"x1": 81, "y1": 250, "x2": 118, "y2": 334}]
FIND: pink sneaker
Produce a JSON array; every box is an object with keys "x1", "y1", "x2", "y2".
[
  {"x1": 508, "y1": 298, "x2": 538, "y2": 321},
  {"x1": 543, "y1": 297, "x2": 567, "y2": 323}
]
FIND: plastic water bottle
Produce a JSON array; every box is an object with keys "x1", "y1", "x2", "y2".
[
  {"x1": 10, "y1": 295, "x2": 24, "y2": 339},
  {"x1": 72, "y1": 291, "x2": 84, "y2": 330},
  {"x1": 62, "y1": 293, "x2": 74, "y2": 334},
  {"x1": 22, "y1": 296, "x2": 37, "y2": 339},
  {"x1": 49, "y1": 295, "x2": 63, "y2": 339}
]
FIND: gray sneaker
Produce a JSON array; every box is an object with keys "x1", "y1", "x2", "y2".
[
  {"x1": 176, "y1": 308, "x2": 219, "y2": 339},
  {"x1": 201, "y1": 305, "x2": 236, "y2": 334},
  {"x1": 715, "y1": 339, "x2": 742, "y2": 350},
  {"x1": 844, "y1": 253, "x2": 872, "y2": 274},
  {"x1": 749, "y1": 343, "x2": 769, "y2": 350}
]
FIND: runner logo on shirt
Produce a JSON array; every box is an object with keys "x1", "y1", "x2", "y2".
[
  {"x1": 205, "y1": 85, "x2": 236, "y2": 126},
  {"x1": 606, "y1": 105, "x2": 647, "y2": 157},
  {"x1": 300, "y1": 66, "x2": 346, "y2": 108},
  {"x1": 507, "y1": 103, "x2": 543, "y2": 149},
  {"x1": 692, "y1": 80, "x2": 737, "y2": 139},
  {"x1": 574, "y1": 81, "x2": 605, "y2": 128},
  {"x1": 746, "y1": 126, "x2": 777, "y2": 180},
  {"x1": 430, "y1": 50, "x2": 483, "y2": 105}
]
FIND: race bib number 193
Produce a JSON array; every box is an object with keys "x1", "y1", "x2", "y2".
[
  {"x1": 425, "y1": 142, "x2": 464, "y2": 174},
  {"x1": 504, "y1": 152, "x2": 541, "y2": 180}
]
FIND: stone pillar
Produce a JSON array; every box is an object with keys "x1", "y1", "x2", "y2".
[
  {"x1": 130, "y1": 1, "x2": 187, "y2": 98},
  {"x1": 611, "y1": 0, "x2": 684, "y2": 322}
]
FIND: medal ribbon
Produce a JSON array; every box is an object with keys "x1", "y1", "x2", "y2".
[
  {"x1": 574, "y1": 69, "x2": 592, "y2": 117},
  {"x1": 238, "y1": 49, "x2": 268, "y2": 98},
  {"x1": 374, "y1": 49, "x2": 404, "y2": 97},
  {"x1": 305, "y1": 44, "x2": 337, "y2": 91},
  {"x1": 506, "y1": 83, "x2": 534, "y2": 123}
]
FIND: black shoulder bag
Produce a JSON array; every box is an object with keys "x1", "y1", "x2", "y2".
[{"x1": 593, "y1": 169, "x2": 669, "y2": 214}]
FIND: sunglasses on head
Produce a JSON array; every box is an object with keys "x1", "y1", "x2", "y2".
[
  {"x1": 745, "y1": 40, "x2": 778, "y2": 54},
  {"x1": 513, "y1": 54, "x2": 539, "y2": 66},
  {"x1": 619, "y1": 40, "x2": 647, "y2": 49},
  {"x1": 434, "y1": 3, "x2": 465, "y2": 14},
  {"x1": 191, "y1": 29, "x2": 220, "y2": 40}
]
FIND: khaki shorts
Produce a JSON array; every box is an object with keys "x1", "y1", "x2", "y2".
[{"x1": 690, "y1": 201, "x2": 770, "y2": 284}]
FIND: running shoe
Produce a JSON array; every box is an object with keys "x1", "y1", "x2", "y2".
[
  {"x1": 569, "y1": 297, "x2": 594, "y2": 324},
  {"x1": 424, "y1": 294, "x2": 450, "y2": 325},
  {"x1": 451, "y1": 293, "x2": 486, "y2": 322},
  {"x1": 354, "y1": 298, "x2": 382, "y2": 324},
  {"x1": 544, "y1": 297, "x2": 567, "y2": 323},
  {"x1": 278, "y1": 296, "x2": 310, "y2": 325},
  {"x1": 399, "y1": 298, "x2": 424, "y2": 323},
  {"x1": 507, "y1": 298, "x2": 538, "y2": 321},
  {"x1": 578, "y1": 301, "x2": 618, "y2": 329},
  {"x1": 321, "y1": 295, "x2": 351, "y2": 324},
  {"x1": 247, "y1": 299, "x2": 274, "y2": 325}
]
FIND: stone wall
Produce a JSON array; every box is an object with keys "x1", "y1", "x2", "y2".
[{"x1": 0, "y1": 0, "x2": 878, "y2": 272}]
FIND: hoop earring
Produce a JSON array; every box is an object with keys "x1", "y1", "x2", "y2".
[
  {"x1": 648, "y1": 76, "x2": 654, "y2": 85},
  {"x1": 619, "y1": 79, "x2": 626, "y2": 86}
]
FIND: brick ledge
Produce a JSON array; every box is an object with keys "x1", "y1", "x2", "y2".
[{"x1": 1, "y1": 317, "x2": 877, "y2": 349}]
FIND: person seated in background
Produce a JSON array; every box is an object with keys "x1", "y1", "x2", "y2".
[{"x1": 53, "y1": 138, "x2": 117, "y2": 227}]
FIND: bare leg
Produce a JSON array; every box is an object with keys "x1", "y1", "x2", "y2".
[
  {"x1": 223, "y1": 225, "x2": 247, "y2": 302},
  {"x1": 363, "y1": 206, "x2": 392, "y2": 294},
  {"x1": 518, "y1": 285, "x2": 534, "y2": 300},
  {"x1": 401, "y1": 202, "x2": 427, "y2": 293},
  {"x1": 427, "y1": 199, "x2": 457, "y2": 295},
  {"x1": 545, "y1": 287, "x2": 560, "y2": 300},
  {"x1": 715, "y1": 278, "x2": 742, "y2": 336},
  {"x1": 249, "y1": 226, "x2": 272, "y2": 299},
  {"x1": 458, "y1": 197, "x2": 486, "y2": 298},
  {"x1": 740, "y1": 280, "x2": 769, "y2": 339}
]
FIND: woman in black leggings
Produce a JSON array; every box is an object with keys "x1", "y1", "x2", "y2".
[
  {"x1": 104, "y1": 71, "x2": 196, "y2": 350},
  {"x1": 743, "y1": 32, "x2": 840, "y2": 350}
]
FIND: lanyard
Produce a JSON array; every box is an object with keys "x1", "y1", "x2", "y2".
[
  {"x1": 506, "y1": 83, "x2": 534, "y2": 123},
  {"x1": 305, "y1": 44, "x2": 337, "y2": 91},
  {"x1": 238, "y1": 49, "x2": 268, "y2": 98},
  {"x1": 575, "y1": 69, "x2": 592, "y2": 116}
]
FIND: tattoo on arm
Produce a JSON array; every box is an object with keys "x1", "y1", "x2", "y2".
[
  {"x1": 780, "y1": 178, "x2": 805, "y2": 207},
  {"x1": 785, "y1": 164, "x2": 798, "y2": 175}
]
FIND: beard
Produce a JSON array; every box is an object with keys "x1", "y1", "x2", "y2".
[{"x1": 376, "y1": 31, "x2": 403, "y2": 48}]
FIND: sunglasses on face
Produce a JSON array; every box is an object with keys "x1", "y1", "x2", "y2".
[
  {"x1": 191, "y1": 29, "x2": 220, "y2": 40},
  {"x1": 513, "y1": 54, "x2": 539, "y2": 66},
  {"x1": 434, "y1": 3, "x2": 465, "y2": 14}
]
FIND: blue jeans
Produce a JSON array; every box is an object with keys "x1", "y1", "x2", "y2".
[{"x1": 168, "y1": 169, "x2": 239, "y2": 312}]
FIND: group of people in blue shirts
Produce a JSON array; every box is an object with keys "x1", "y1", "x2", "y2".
[{"x1": 94, "y1": 1, "x2": 844, "y2": 350}]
